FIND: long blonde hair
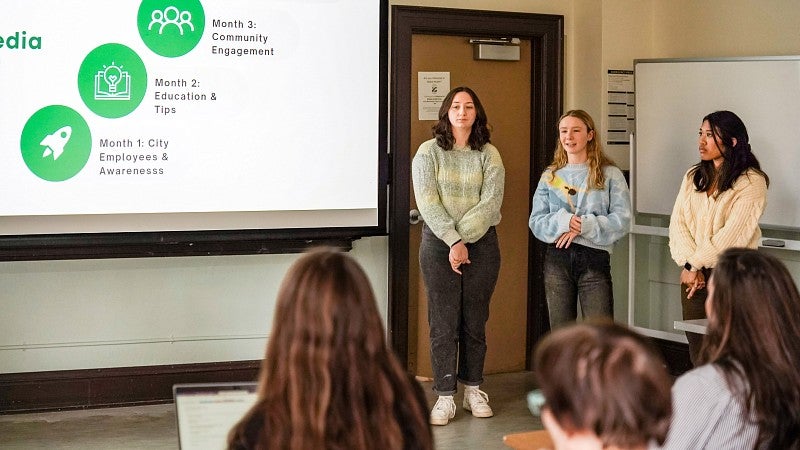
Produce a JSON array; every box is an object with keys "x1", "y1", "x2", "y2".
[{"x1": 547, "y1": 110, "x2": 616, "y2": 190}]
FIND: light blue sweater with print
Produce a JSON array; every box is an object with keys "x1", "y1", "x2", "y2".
[{"x1": 529, "y1": 162, "x2": 631, "y2": 253}]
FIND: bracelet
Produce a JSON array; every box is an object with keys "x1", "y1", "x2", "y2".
[
  {"x1": 684, "y1": 262, "x2": 694, "y2": 271},
  {"x1": 451, "y1": 239, "x2": 462, "y2": 248}
]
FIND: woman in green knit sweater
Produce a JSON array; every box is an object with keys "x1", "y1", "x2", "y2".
[{"x1": 412, "y1": 86, "x2": 504, "y2": 426}]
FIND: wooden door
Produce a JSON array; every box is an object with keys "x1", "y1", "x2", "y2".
[{"x1": 388, "y1": 6, "x2": 564, "y2": 373}]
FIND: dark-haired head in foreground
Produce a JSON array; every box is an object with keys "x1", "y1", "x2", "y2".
[{"x1": 701, "y1": 248, "x2": 800, "y2": 449}]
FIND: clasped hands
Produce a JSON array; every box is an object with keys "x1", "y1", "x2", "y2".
[
  {"x1": 449, "y1": 240, "x2": 470, "y2": 274},
  {"x1": 681, "y1": 268, "x2": 706, "y2": 299},
  {"x1": 555, "y1": 214, "x2": 582, "y2": 248}
]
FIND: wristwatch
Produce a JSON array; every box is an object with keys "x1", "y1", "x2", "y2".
[{"x1": 684, "y1": 262, "x2": 695, "y2": 271}]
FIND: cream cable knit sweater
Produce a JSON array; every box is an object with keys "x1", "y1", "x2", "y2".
[{"x1": 669, "y1": 168, "x2": 767, "y2": 270}]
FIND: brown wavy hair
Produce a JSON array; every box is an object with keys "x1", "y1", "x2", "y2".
[
  {"x1": 227, "y1": 248, "x2": 432, "y2": 450},
  {"x1": 534, "y1": 320, "x2": 672, "y2": 447},
  {"x1": 702, "y1": 248, "x2": 800, "y2": 449},
  {"x1": 547, "y1": 110, "x2": 616, "y2": 190},
  {"x1": 432, "y1": 86, "x2": 491, "y2": 150}
]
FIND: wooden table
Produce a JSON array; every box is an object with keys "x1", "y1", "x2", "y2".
[{"x1": 502, "y1": 429, "x2": 554, "y2": 450}]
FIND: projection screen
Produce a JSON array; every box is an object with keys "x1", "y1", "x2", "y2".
[{"x1": 0, "y1": 0, "x2": 387, "y2": 255}]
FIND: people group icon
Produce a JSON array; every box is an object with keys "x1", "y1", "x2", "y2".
[{"x1": 148, "y1": 6, "x2": 195, "y2": 35}]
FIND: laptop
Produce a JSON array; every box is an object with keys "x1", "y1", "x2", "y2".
[{"x1": 173, "y1": 382, "x2": 259, "y2": 450}]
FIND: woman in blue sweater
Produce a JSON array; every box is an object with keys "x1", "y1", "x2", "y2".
[{"x1": 529, "y1": 110, "x2": 631, "y2": 329}]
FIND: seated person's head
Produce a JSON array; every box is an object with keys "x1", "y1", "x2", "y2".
[
  {"x1": 702, "y1": 247, "x2": 800, "y2": 364},
  {"x1": 229, "y1": 247, "x2": 431, "y2": 450},
  {"x1": 532, "y1": 320, "x2": 672, "y2": 449},
  {"x1": 266, "y1": 247, "x2": 388, "y2": 377},
  {"x1": 701, "y1": 248, "x2": 800, "y2": 449}
]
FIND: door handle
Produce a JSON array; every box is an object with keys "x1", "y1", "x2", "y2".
[{"x1": 409, "y1": 209, "x2": 423, "y2": 225}]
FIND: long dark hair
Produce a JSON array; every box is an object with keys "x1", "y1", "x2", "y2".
[
  {"x1": 432, "y1": 86, "x2": 491, "y2": 150},
  {"x1": 228, "y1": 248, "x2": 432, "y2": 450},
  {"x1": 690, "y1": 110, "x2": 769, "y2": 193},
  {"x1": 702, "y1": 248, "x2": 800, "y2": 449}
]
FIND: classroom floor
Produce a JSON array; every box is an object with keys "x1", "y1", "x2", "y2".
[{"x1": 0, "y1": 371, "x2": 542, "y2": 450}]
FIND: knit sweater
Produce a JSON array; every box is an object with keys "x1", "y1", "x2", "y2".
[
  {"x1": 411, "y1": 139, "x2": 504, "y2": 246},
  {"x1": 668, "y1": 168, "x2": 767, "y2": 270},
  {"x1": 529, "y1": 162, "x2": 631, "y2": 253}
]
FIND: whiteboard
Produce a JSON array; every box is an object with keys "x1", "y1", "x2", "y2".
[{"x1": 634, "y1": 57, "x2": 800, "y2": 230}]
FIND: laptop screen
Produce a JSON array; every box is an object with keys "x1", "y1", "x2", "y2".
[{"x1": 173, "y1": 382, "x2": 259, "y2": 450}]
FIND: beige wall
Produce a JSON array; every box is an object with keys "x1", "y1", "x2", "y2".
[
  {"x1": 0, "y1": 238, "x2": 389, "y2": 373},
  {"x1": 600, "y1": 0, "x2": 654, "y2": 167},
  {"x1": 652, "y1": 0, "x2": 800, "y2": 58}
]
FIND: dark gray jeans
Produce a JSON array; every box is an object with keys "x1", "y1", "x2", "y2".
[
  {"x1": 544, "y1": 243, "x2": 613, "y2": 329},
  {"x1": 420, "y1": 225, "x2": 500, "y2": 396}
]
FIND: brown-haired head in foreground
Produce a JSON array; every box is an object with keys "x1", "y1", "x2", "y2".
[
  {"x1": 534, "y1": 320, "x2": 672, "y2": 447},
  {"x1": 703, "y1": 247, "x2": 800, "y2": 449},
  {"x1": 228, "y1": 248, "x2": 432, "y2": 450}
]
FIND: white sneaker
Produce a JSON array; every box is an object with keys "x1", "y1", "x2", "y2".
[
  {"x1": 463, "y1": 387, "x2": 493, "y2": 418},
  {"x1": 430, "y1": 395, "x2": 456, "y2": 426}
]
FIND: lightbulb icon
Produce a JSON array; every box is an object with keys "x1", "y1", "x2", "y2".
[{"x1": 102, "y1": 63, "x2": 123, "y2": 93}]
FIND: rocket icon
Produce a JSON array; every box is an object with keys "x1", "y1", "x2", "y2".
[{"x1": 40, "y1": 125, "x2": 72, "y2": 160}]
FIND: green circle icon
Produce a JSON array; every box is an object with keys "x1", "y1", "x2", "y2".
[
  {"x1": 138, "y1": 0, "x2": 205, "y2": 57},
  {"x1": 21, "y1": 105, "x2": 92, "y2": 182},
  {"x1": 78, "y1": 43, "x2": 147, "y2": 118}
]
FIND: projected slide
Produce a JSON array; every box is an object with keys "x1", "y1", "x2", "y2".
[{"x1": 0, "y1": 0, "x2": 382, "y2": 235}]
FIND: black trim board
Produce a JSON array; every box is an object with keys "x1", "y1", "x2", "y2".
[
  {"x1": 0, "y1": 360, "x2": 261, "y2": 414},
  {"x1": 0, "y1": 234, "x2": 356, "y2": 261}
]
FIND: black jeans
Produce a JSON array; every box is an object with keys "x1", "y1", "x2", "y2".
[
  {"x1": 419, "y1": 225, "x2": 500, "y2": 395},
  {"x1": 544, "y1": 243, "x2": 613, "y2": 329}
]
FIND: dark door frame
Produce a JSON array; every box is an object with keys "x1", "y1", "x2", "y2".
[{"x1": 388, "y1": 6, "x2": 564, "y2": 369}]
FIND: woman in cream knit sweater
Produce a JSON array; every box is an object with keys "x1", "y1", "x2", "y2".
[{"x1": 668, "y1": 110, "x2": 768, "y2": 366}]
